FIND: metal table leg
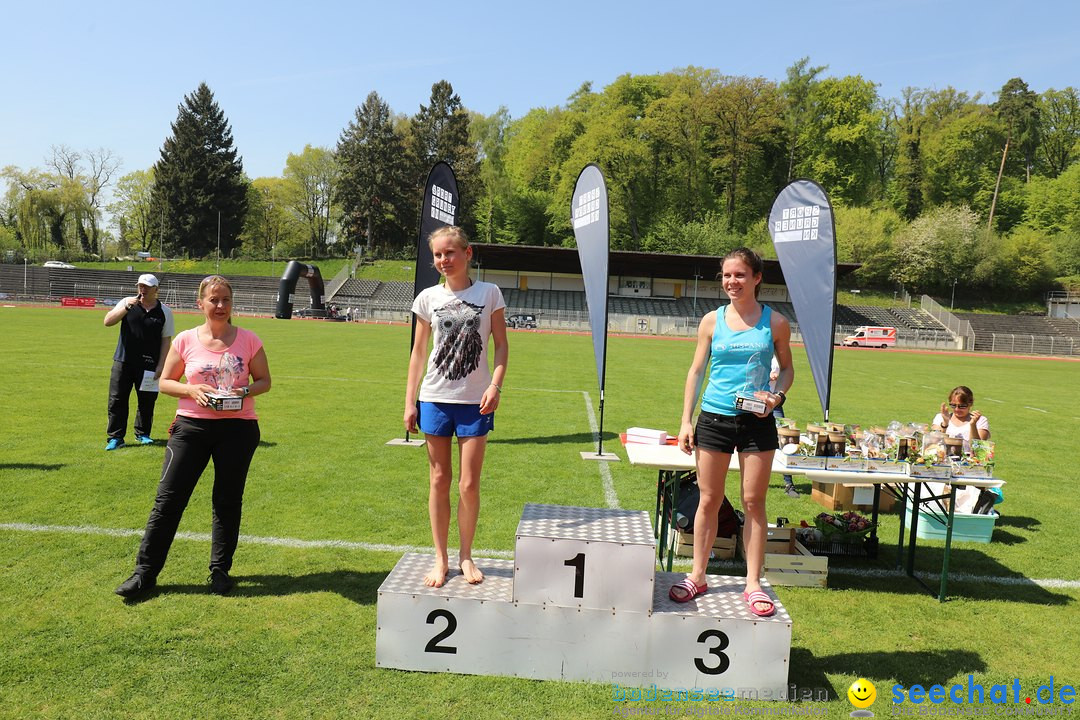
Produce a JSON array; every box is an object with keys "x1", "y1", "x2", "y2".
[
  {"x1": 939, "y1": 484, "x2": 958, "y2": 602},
  {"x1": 655, "y1": 469, "x2": 680, "y2": 572},
  {"x1": 906, "y1": 482, "x2": 922, "y2": 577},
  {"x1": 666, "y1": 472, "x2": 681, "y2": 572},
  {"x1": 896, "y1": 484, "x2": 908, "y2": 570},
  {"x1": 654, "y1": 470, "x2": 667, "y2": 564}
]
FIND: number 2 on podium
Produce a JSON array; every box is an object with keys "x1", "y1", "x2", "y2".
[{"x1": 424, "y1": 609, "x2": 458, "y2": 654}]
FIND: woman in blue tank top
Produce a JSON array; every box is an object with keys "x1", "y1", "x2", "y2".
[{"x1": 668, "y1": 248, "x2": 794, "y2": 617}]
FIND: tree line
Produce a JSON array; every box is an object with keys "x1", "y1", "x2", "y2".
[{"x1": 3, "y1": 62, "x2": 1079, "y2": 299}]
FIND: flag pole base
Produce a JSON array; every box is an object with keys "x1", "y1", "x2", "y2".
[
  {"x1": 580, "y1": 451, "x2": 620, "y2": 462},
  {"x1": 386, "y1": 438, "x2": 426, "y2": 447}
]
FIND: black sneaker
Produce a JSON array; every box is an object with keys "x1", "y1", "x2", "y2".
[
  {"x1": 115, "y1": 573, "x2": 155, "y2": 599},
  {"x1": 784, "y1": 484, "x2": 801, "y2": 499},
  {"x1": 208, "y1": 568, "x2": 235, "y2": 595}
]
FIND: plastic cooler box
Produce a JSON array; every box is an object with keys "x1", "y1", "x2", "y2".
[{"x1": 903, "y1": 503, "x2": 996, "y2": 544}]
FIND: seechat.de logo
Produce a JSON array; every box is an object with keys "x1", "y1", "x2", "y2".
[{"x1": 848, "y1": 678, "x2": 877, "y2": 717}]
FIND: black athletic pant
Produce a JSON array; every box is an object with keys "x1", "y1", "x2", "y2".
[
  {"x1": 107, "y1": 360, "x2": 159, "y2": 439},
  {"x1": 134, "y1": 416, "x2": 261, "y2": 579}
]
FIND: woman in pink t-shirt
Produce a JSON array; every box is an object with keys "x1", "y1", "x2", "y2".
[{"x1": 115, "y1": 275, "x2": 271, "y2": 600}]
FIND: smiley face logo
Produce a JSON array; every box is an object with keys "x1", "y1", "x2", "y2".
[{"x1": 848, "y1": 678, "x2": 876, "y2": 709}]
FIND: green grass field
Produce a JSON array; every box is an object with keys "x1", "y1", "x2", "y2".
[{"x1": 1, "y1": 306, "x2": 1077, "y2": 719}]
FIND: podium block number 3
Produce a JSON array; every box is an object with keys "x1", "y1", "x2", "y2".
[
  {"x1": 425, "y1": 609, "x2": 458, "y2": 654},
  {"x1": 695, "y1": 629, "x2": 730, "y2": 674},
  {"x1": 563, "y1": 553, "x2": 585, "y2": 598}
]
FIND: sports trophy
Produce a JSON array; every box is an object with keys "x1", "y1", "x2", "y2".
[
  {"x1": 733, "y1": 352, "x2": 770, "y2": 415},
  {"x1": 207, "y1": 352, "x2": 243, "y2": 411}
]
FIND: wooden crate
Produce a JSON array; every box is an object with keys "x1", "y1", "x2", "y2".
[
  {"x1": 733, "y1": 524, "x2": 795, "y2": 555},
  {"x1": 673, "y1": 529, "x2": 736, "y2": 559},
  {"x1": 763, "y1": 525, "x2": 796, "y2": 555},
  {"x1": 737, "y1": 537, "x2": 828, "y2": 588},
  {"x1": 763, "y1": 541, "x2": 829, "y2": 588},
  {"x1": 811, "y1": 481, "x2": 896, "y2": 513}
]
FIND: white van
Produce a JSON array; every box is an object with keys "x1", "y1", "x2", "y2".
[{"x1": 843, "y1": 326, "x2": 896, "y2": 348}]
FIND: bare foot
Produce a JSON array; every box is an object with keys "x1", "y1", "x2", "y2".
[
  {"x1": 423, "y1": 559, "x2": 449, "y2": 588},
  {"x1": 459, "y1": 557, "x2": 484, "y2": 584}
]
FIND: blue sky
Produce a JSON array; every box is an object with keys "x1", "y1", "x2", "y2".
[{"x1": 4, "y1": 0, "x2": 1078, "y2": 184}]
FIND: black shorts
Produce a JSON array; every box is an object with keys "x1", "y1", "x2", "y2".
[{"x1": 694, "y1": 410, "x2": 778, "y2": 454}]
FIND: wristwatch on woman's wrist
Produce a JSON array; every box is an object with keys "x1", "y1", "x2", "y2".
[
  {"x1": 775, "y1": 390, "x2": 786, "y2": 407},
  {"x1": 241, "y1": 386, "x2": 250, "y2": 397}
]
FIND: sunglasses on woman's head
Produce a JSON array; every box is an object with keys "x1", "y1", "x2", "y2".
[{"x1": 948, "y1": 403, "x2": 969, "y2": 409}]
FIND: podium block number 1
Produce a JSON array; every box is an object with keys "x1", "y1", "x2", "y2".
[{"x1": 564, "y1": 553, "x2": 585, "y2": 598}]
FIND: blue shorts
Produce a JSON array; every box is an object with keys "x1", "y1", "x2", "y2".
[{"x1": 418, "y1": 401, "x2": 494, "y2": 438}]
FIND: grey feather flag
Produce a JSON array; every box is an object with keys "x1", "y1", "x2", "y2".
[
  {"x1": 572, "y1": 164, "x2": 611, "y2": 454},
  {"x1": 768, "y1": 179, "x2": 837, "y2": 420}
]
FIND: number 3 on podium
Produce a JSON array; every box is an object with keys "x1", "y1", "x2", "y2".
[{"x1": 695, "y1": 629, "x2": 730, "y2": 674}]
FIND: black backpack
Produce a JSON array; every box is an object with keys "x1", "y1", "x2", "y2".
[{"x1": 672, "y1": 472, "x2": 739, "y2": 538}]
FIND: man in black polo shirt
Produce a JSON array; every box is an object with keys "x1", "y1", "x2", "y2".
[{"x1": 103, "y1": 274, "x2": 174, "y2": 450}]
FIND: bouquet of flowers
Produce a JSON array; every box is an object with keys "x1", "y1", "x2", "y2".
[{"x1": 814, "y1": 511, "x2": 875, "y2": 541}]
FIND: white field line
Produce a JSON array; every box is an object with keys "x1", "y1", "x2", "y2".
[
  {"x1": 984, "y1": 397, "x2": 1006, "y2": 403},
  {"x1": 4, "y1": 522, "x2": 1077, "y2": 590},
  {"x1": 683, "y1": 555, "x2": 1080, "y2": 590},
  {"x1": 486, "y1": 385, "x2": 620, "y2": 509},
  {"x1": 581, "y1": 392, "x2": 621, "y2": 509},
  {"x1": 1023, "y1": 406, "x2": 1050, "y2": 414},
  {"x1": 0, "y1": 523, "x2": 517, "y2": 558},
  {"x1": 278, "y1": 374, "x2": 396, "y2": 385},
  {"x1": 512, "y1": 387, "x2": 584, "y2": 394}
]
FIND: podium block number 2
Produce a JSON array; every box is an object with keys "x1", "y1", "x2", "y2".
[
  {"x1": 425, "y1": 609, "x2": 458, "y2": 654},
  {"x1": 563, "y1": 553, "x2": 585, "y2": 598}
]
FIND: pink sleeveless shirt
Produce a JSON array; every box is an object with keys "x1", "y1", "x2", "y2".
[{"x1": 173, "y1": 326, "x2": 262, "y2": 421}]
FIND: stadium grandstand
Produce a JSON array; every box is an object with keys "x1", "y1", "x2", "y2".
[
  {"x1": 3, "y1": 248, "x2": 1076, "y2": 356},
  {"x1": 955, "y1": 312, "x2": 1080, "y2": 355}
]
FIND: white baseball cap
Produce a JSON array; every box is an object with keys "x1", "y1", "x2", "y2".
[{"x1": 137, "y1": 274, "x2": 160, "y2": 288}]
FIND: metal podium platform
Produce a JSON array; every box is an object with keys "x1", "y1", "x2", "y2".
[{"x1": 376, "y1": 504, "x2": 791, "y2": 696}]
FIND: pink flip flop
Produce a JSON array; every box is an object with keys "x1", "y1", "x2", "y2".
[
  {"x1": 743, "y1": 589, "x2": 776, "y2": 617},
  {"x1": 669, "y1": 577, "x2": 708, "y2": 603}
]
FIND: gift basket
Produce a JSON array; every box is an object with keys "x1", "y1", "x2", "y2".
[{"x1": 795, "y1": 512, "x2": 878, "y2": 557}]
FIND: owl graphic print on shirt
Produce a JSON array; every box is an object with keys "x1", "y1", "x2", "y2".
[{"x1": 432, "y1": 299, "x2": 485, "y2": 381}]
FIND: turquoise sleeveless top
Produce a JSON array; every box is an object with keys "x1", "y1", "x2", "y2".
[{"x1": 701, "y1": 304, "x2": 774, "y2": 416}]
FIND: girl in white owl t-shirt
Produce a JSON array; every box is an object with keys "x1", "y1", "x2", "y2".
[{"x1": 405, "y1": 226, "x2": 508, "y2": 588}]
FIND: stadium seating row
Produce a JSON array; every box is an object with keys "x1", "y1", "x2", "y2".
[
  {"x1": 4, "y1": 265, "x2": 1074, "y2": 354},
  {"x1": 957, "y1": 312, "x2": 1080, "y2": 354}
]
